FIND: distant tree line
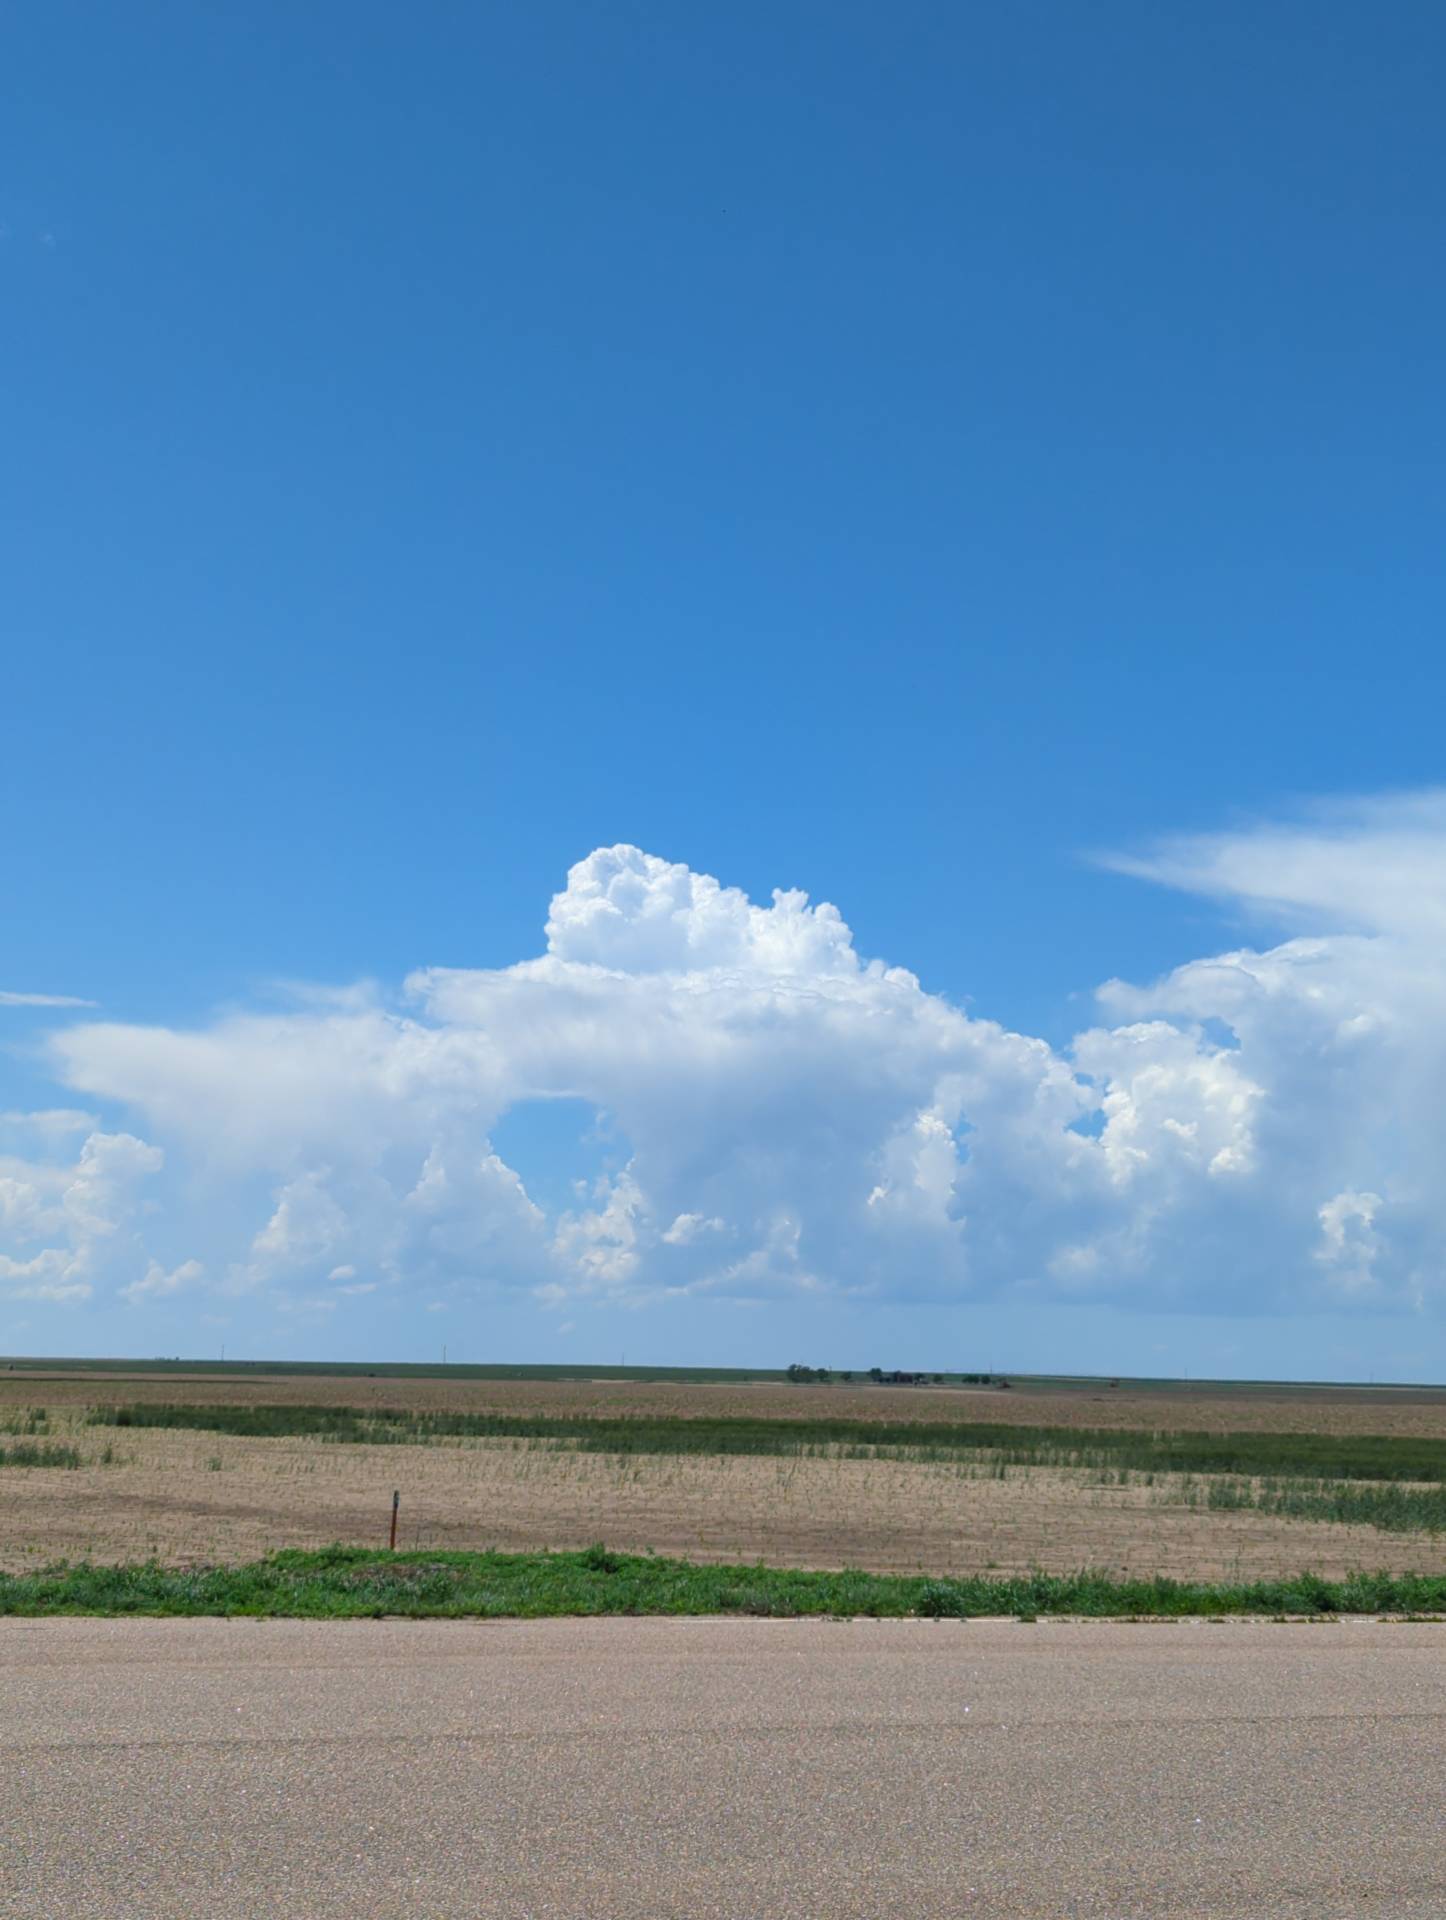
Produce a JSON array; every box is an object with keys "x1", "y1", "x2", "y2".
[{"x1": 784, "y1": 1364, "x2": 1000, "y2": 1386}]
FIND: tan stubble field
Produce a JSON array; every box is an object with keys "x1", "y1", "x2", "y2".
[{"x1": 2, "y1": 1372, "x2": 1443, "y2": 1580}]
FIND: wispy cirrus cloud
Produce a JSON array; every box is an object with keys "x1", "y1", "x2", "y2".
[{"x1": 0, "y1": 989, "x2": 97, "y2": 1009}]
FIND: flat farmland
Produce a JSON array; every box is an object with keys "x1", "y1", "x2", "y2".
[
  {"x1": 7, "y1": 1366, "x2": 1446, "y2": 1432},
  {"x1": 1, "y1": 1370, "x2": 1443, "y2": 1581}
]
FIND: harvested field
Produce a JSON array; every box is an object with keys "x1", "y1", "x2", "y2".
[
  {"x1": 6, "y1": 1368, "x2": 1446, "y2": 1436},
  {"x1": 1, "y1": 1376, "x2": 1443, "y2": 1581}
]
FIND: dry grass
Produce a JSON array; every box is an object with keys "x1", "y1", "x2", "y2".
[
  {"x1": 6, "y1": 1368, "x2": 1446, "y2": 1434},
  {"x1": 0, "y1": 1373, "x2": 1442, "y2": 1581}
]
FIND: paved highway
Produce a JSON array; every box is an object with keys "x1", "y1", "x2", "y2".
[{"x1": 1, "y1": 1616, "x2": 1442, "y2": 1917}]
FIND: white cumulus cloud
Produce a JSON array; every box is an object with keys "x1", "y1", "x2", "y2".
[
  {"x1": 0, "y1": 1129, "x2": 163, "y2": 1304},
  {"x1": 1, "y1": 799, "x2": 1441, "y2": 1327},
  {"x1": 122, "y1": 1258, "x2": 204, "y2": 1306}
]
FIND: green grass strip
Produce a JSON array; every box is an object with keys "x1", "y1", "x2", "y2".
[
  {"x1": 0, "y1": 1441, "x2": 79, "y2": 1469},
  {"x1": 88, "y1": 1402, "x2": 1446, "y2": 1483},
  {"x1": 0, "y1": 1547, "x2": 1443, "y2": 1620},
  {"x1": 1207, "y1": 1476, "x2": 1446, "y2": 1532}
]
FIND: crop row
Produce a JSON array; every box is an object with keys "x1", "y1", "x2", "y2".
[{"x1": 86, "y1": 1402, "x2": 1446, "y2": 1483}]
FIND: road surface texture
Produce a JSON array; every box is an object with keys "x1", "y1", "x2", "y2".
[{"x1": 1, "y1": 1616, "x2": 1442, "y2": 1918}]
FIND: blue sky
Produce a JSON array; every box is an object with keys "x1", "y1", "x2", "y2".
[{"x1": 5, "y1": 4, "x2": 1446, "y2": 1379}]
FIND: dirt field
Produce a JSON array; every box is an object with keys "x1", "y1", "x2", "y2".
[
  {"x1": 1, "y1": 1371, "x2": 1443, "y2": 1579},
  {"x1": 7, "y1": 1368, "x2": 1446, "y2": 1435}
]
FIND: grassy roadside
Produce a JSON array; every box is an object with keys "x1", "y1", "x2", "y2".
[{"x1": 1, "y1": 1547, "x2": 1443, "y2": 1620}]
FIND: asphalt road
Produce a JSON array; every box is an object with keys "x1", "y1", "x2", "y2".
[{"x1": 1, "y1": 1616, "x2": 1442, "y2": 1919}]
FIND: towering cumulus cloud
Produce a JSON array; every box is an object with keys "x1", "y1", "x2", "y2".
[{"x1": 6, "y1": 799, "x2": 1446, "y2": 1323}]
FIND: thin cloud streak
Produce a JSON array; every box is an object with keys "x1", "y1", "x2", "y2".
[{"x1": 1, "y1": 989, "x2": 97, "y2": 1009}]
